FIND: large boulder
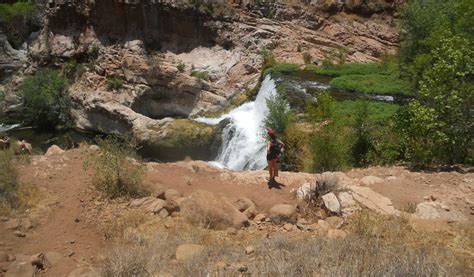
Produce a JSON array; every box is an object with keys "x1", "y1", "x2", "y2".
[
  {"x1": 269, "y1": 204, "x2": 296, "y2": 223},
  {"x1": 233, "y1": 197, "x2": 257, "y2": 219},
  {"x1": 349, "y1": 185, "x2": 399, "y2": 216},
  {"x1": 338, "y1": 191, "x2": 361, "y2": 216},
  {"x1": 180, "y1": 190, "x2": 249, "y2": 230},
  {"x1": 413, "y1": 202, "x2": 467, "y2": 222},
  {"x1": 6, "y1": 261, "x2": 34, "y2": 277}
]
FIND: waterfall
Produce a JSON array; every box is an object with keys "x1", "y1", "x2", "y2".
[{"x1": 195, "y1": 75, "x2": 277, "y2": 171}]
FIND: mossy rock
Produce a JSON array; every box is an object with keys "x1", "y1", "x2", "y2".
[{"x1": 139, "y1": 119, "x2": 225, "y2": 162}]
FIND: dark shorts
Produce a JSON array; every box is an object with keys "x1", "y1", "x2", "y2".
[{"x1": 267, "y1": 153, "x2": 278, "y2": 161}]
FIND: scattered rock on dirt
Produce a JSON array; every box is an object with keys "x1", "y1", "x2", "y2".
[
  {"x1": 359, "y1": 176, "x2": 384, "y2": 186},
  {"x1": 245, "y1": 246, "x2": 254, "y2": 255},
  {"x1": 325, "y1": 216, "x2": 344, "y2": 229},
  {"x1": 414, "y1": 202, "x2": 467, "y2": 222},
  {"x1": 6, "y1": 261, "x2": 35, "y2": 277},
  {"x1": 175, "y1": 244, "x2": 204, "y2": 263},
  {"x1": 253, "y1": 213, "x2": 266, "y2": 222},
  {"x1": 349, "y1": 185, "x2": 399, "y2": 216}
]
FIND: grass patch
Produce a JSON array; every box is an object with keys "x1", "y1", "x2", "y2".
[
  {"x1": 263, "y1": 63, "x2": 300, "y2": 76},
  {"x1": 106, "y1": 76, "x2": 123, "y2": 91},
  {"x1": 332, "y1": 100, "x2": 400, "y2": 123},
  {"x1": 330, "y1": 74, "x2": 412, "y2": 96},
  {"x1": 190, "y1": 70, "x2": 209, "y2": 81},
  {"x1": 311, "y1": 63, "x2": 384, "y2": 77}
]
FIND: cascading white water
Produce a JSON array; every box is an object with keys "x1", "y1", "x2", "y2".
[{"x1": 195, "y1": 75, "x2": 277, "y2": 171}]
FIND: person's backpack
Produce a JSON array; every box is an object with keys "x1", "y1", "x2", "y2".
[{"x1": 270, "y1": 140, "x2": 281, "y2": 156}]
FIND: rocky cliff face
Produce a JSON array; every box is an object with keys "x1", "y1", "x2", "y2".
[{"x1": 1, "y1": 0, "x2": 403, "y2": 156}]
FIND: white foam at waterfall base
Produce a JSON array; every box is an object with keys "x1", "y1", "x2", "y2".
[{"x1": 194, "y1": 75, "x2": 277, "y2": 171}]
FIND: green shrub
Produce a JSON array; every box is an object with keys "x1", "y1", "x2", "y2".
[
  {"x1": 176, "y1": 62, "x2": 185, "y2": 72},
  {"x1": 106, "y1": 76, "x2": 123, "y2": 91},
  {"x1": 0, "y1": 1, "x2": 36, "y2": 47},
  {"x1": 260, "y1": 48, "x2": 277, "y2": 72},
  {"x1": 61, "y1": 60, "x2": 85, "y2": 81},
  {"x1": 21, "y1": 68, "x2": 71, "y2": 130},
  {"x1": 264, "y1": 84, "x2": 294, "y2": 136},
  {"x1": 302, "y1": 52, "x2": 312, "y2": 64},
  {"x1": 307, "y1": 93, "x2": 349, "y2": 172},
  {"x1": 190, "y1": 70, "x2": 209, "y2": 81},
  {"x1": 329, "y1": 74, "x2": 412, "y2": 96},
  {"x1": 84, "y1": 136, "x2": 149, "y2": 199},
  {"x1": 397, "y1": 1, "x2": 474, "y2": 166},
  {"x1": 351, "y1": 101, "x2": 374, "y2": 167}
]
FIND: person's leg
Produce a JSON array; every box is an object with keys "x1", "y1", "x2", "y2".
[
  {"x1": 268, "y1": 160, "x2": 274, "y2": 180},
  {"x1": 274, "y1": 160, "x2": 279, "y2": 178},
  {"x1": 270, "y1": 160, "x2": 277, "y2": 180}
]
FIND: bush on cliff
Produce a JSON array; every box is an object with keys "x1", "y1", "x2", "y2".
[
  {"x1": 21, "y1": 68, "x2": 72, "y2": 131},
  {"x1": 0, "y1": 1, "x2": 36, "y2": 48}
]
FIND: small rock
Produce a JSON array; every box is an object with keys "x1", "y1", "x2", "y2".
[
  {"x1": 21, "y1": 219, "x2": 33, "y2": 230},
  {"x1": 269, "y1": 204, "x2": 296, "y2": 223},
  {"x1": 227, "y1": 227, "x2": 238, "y2": 235},
  {"x1": 13, "y1": 231, "x2": 26, "y2": 237},
  {"x1": 297, "y1": 218, "x2": 309, "y2": 225},
  {"x1": 322, "y1": 192, "x2": 341, "y2": 214},
  {"x1": 45, "y1": 251, "x2": 64, "y2": 267},
  {"x1": 325, "y1": 216, "x2": 344, "y2": 229},
  {"x1": 45, "y1": 145, "x2": 65, "y2": 156},
  {"x1": 254, "y1": 213, "x2": 266, "y2": 222},
  {"x1": 164, "y1": 189, "x2": 182, "y2": 201},
  {"x1": 245, "y1": 246, "x2": 254, "y2": 255},
  {"x1": 89, "y1": 145, "x2": 100, "y2": 151},
  {"x1": 164, "y1": 221, "x2": 172, "y2": 229},
  {"x1": 4, "y1": 219, "x2": 20, "y2": 230},
  {"x1": 327, "y1": 229, "x2": 347, "y2": 239},
  {"x1": 441, "y1": 204, "x2": 450, "y2": 211},
  {"x1": 317, "y1": 220, "x2": 330, "y2": 235},
  {"x1": 30, "y1": 253, "x2": 45, "y2": 269},
  {"x1": 283, "y1": 223, "x2": 294, "y2": 231},
  {"x1": 360, "y1": 176, "x2": 383, "y2": 186},
  {"x1": 158, "y1": 209, "x2": 169, "y2": 218},
  {"x1": 175, "y1": 244, "x2": 204, "y2": 263},
  {"x1": 67, "y1": 251, "x2": 75, "y2": 257}
]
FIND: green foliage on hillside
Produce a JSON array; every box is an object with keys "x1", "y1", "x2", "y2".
[
  {"x1": 0, "y1": 1, "x2": 36, "y2": 47},
  {"x1": 263, "y1": 63, "x2": 300, "y2": 77},
  {"x1": 329, "y1": 74, "x2": 412, "y2": 96},
  {"x1": 190, "y1": 70, "x2": 210, "y2": 81},
  {"x1": 397, "y1": 0, "x2": 474, "y2": 166},
  {"x1": 21, "y1": 69, "x2": 72, "y2": 130}
]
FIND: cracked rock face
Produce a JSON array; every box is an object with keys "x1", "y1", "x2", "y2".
[{"x1": 2, "y1": 0, "x2": 403, "y2": 151}]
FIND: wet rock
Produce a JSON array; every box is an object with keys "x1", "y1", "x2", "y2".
[
  {"x1": 181, "y1": 190, "x2": 249, "y2": 230},
  {"x1": 269, "y1": 204, "x2": 296, "y2": 223},
  {"x1": 322, "y1": 192, "x2": 341, "y2": 214},
  {"x1": 45, "y1": 145, "x2": 65, "y2": 156},
  {"x1": 175, "y1": 244, "x2": 204, "y2": 263}
]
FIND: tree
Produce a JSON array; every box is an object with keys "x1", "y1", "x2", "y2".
[{"x1": 21, "y1": 69, "x2": 72, "y2": 130}]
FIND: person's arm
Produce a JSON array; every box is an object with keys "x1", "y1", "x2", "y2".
[{"x1": 277, "y1": 139, "x2": 285, "y2": 153}]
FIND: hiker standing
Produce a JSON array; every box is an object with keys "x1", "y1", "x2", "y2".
[{"x1": 266, "y1": 129, "x2": 285, "y2": 183}]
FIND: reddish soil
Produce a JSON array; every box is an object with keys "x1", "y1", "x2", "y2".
[{"x1": 1, "y1": 148, "x2": 472, "y2": 275}]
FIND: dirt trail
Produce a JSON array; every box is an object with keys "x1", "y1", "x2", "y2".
[{"x1": 1, "y1": 148, "x2": 472, "y2": 276}]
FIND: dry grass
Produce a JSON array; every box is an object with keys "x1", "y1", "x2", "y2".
[
  {"x1": 0, "y1": 149, "x2": 40, "y2": 215},
  {"x1": 97, "y1": 211, "x2": 474, "y2": 276}
]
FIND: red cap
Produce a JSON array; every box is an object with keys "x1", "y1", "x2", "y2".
[{"x1": 267, "y1": 129, "x2": 275, "y2": 137}]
